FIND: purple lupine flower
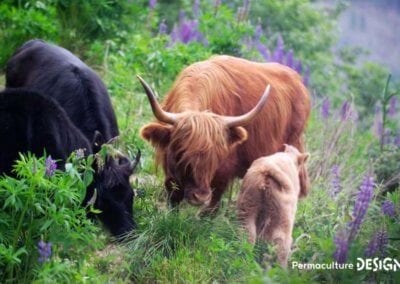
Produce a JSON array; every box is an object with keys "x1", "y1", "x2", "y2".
[
  {"x1": 193, "y1": 0, "x2": 200, "y2": 18},
  {"x1": 159, "y1": 20, "x2": 167, "y2": 35},
  {"x1": 373, "y1": 105, "x2": 383, "y2": 136},
  {"x1": 45, "y1": 156, "x2": 57, "y2": 177},
  {"x1": 303, "y1": 66, "x2": 310, "y2": 87},
  {"x1": 254, "y1": 21, "x2": 263, "y2": 42},
  {"x1": 285, "y1": 49, "x2": 294, "y2": 68},
  {"x1": 340, "y1": 101, "x2": 351, "y2": 121},
  {"x1": 75, "y1": 149, "x2": 85, "y2": 159},
  {"x1": 365, "y1": 232, "x2": 379, "y2": 257},
  {"x1": 388, "y1": 96, "x2": 397, "y2": 117},
  {"x1": 321, "y1": 97, "x2": 330, "y2": 119},
  {"x1": 272, "y1": 35, "x2": 285, "y2": 64},
  {"x1": 179, "y1": 10, "x2": 186, "y2": 24},
  {"x1": 294, "y1": 59, "x2": 302, "y2": 74},
  {"x1": 38, "y1": 240, "x2": 52, "y2": 263},
  {"x1": 394, "y1": 132, "x2": 400, "y2": 146},
  {"x1": 376, "y1": 230, "x2": 388, "y2": 256},
  {"x1": 149, "y1": 0, "x2": 157, "y2": 9},
  {"x1": 348, "y1": 175, "x2": 375, "y2": 241},
  {"x1": 365, "y1": 230, "x2": 388, "y2": 257},
  {"x1": 382, "y1": 200, "x2": 395, "y2": 217},
  {"x1": 170, "y1": 25, "x2": 178, "y2": 42},
  {"x1": 383, "y1": 128, "x2": 392, "y2": 145},
  {"x1": 333, "y1": 229, "x2": 349, "y2": 263},
  {"x1": 181, "y1": 20, "x2": 198, "y2": 43},
  {"x1": 331, "y1": 165, "x2": 341, "y2": 197},
  {"x1": 257, "y1": 42, "x2": 270, "y2": 61}
]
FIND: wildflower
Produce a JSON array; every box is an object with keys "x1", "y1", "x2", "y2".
[
  {"x1": 382, "y1": 200, "x2": 395, "y2": 217},
  {"x1": 257, "y1": 42, "x2": 270, "y2": 61},
  {"x1": 340, "y1": 101, "x2": 351, "y2": 121},
  {"x1": 179, "y1": 10, "x2": 186, "y2": 24},
  {"x1": 38, "y1": 240, "x2": 52, "y2": 263},
  {"x1": 303, "y1": 66, "x2": 310, "y2": 87},
  {"x1": 45, "y1": 156, "x2": 57, "y2": 177},
  {"x1": 169, "y1": 17, "x2": 206, "y2": 46},
  {"x1": 388, "y1": 96, "x2": 397, "y2": 117},
  {"x1": 333, "y1": 229, "x2": 349, "y2": 263},
  {"x1": 321, "y1": 97, "x2": 330, "y2": 119},
  {"x1": 348, "y1": 175, "x2": 375, "y2": 241},
  {"x1": 159, "y1": 20, "x2": 167, "y2": 35},
  {"x1": 285, "y1": 49, "x2": 294, "y2": 68},
  {"x1": 294, "y1": 59, "x2": 302, "y2": 74},
  {"x1": 373, "y1": 105, "x2": 382, "y2": 136},
  {"x1": 394, "y1": 132, "x2": 400, "y2": 146},
  {"x1": 272, "y1": 34, "x2": 285, "y2": 64},
  {"x1": 331, "y1": 165, "x2": 341, "y2": 197},
  {"x1": 149, "y1": 0, "x2": 157, "y2": 9},
  {"x1": 376, "y1": 230, "x2": 388, "y2": 256},
  {"x1": 383, "y1": 129, "x2": 392, "y2": 145},
  {"x1": 193, "y1": 0, "x2": 200, "y2": 18},
  {"x1": 75, "y1": 149, "x2": 85, "y2": 159},
  {"x1": 365, "y1": 231, "x2": 388, "y2": 257},
  {"x1": 254, "y1": 20, "x2": 263, "y2": 42}
]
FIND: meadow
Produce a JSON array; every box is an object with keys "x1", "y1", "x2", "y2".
[{"x1": 0, "y1": 0, "x2": 399, "y2": 283}]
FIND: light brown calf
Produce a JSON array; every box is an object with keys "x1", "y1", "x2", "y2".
[{"x1": 237, "y1": 144, "x2": 309, "y2": 267}]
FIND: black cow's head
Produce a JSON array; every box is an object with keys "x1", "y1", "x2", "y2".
[{"x1": 82, "y1": 132, "x2": 141, "y2": 238}]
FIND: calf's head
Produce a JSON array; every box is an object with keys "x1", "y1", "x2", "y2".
[
  {"x1": 82, "y1": 141, "x2": 141, "y2": 238},
  {"x1": 138, "y1": 76, "x2": 270, "y2": 205}
]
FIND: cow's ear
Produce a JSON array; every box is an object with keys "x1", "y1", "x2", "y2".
[
  {"x1": 92, "y1": 131, "x2": 105, "y2": 153},
  {"x1": 228, "y1": 126, "x2": 248, "y2": 147},
  {"x1": 141, "y1": 122, "x2": 172, "y2": 149},
  {"x1": 298, "y1": 153, "x2": 310, "y2": 165},
  {"x1": 298, "y1": 153, "x2": 310, "y2": 164}
]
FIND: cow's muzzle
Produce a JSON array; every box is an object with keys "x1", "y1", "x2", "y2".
[{"x1": 186, "y1": 188, "x2": 212, "y2": 206}]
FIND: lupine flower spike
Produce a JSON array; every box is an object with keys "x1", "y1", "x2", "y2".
[
  {"x1": 348, "y1": 175, "x2": 375, "y2": 241},
  {"x1": 382, "y1": 200, "x2": 395, "y2": 217},
  {"x1": 38, "y1": 240, "x2": 52, "y2": 263},
  {"x1": 45, "y1": 156, "x2": 57, "y2": 177}
]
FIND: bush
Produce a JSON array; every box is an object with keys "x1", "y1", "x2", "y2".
[
  {"x1": 0, "y1": 1, "x2": 58, "y2": 67},
  {"x1": 0, "y1": 153, "x2": 101, "y2": 282}
]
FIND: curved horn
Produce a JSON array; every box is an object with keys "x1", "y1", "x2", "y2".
[
  {"x1": 86, "y1": 188, "x2": 97, "y2": 207},
  {"x1": 223, "y1": 85, "x2": 271, "y2": 128},
  {"x1": 136, "y1": 75, "x2": 177, "y2": 125},
  {"x1": 130, "y1": 149, "x2": 141, "y2": 173}
]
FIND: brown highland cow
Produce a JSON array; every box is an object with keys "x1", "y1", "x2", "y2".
[
  {"x1": 138, "y1": 55, "x2": 310, "y2": 213},
  {"x1": 237, "y1": 144, "x2": 309, "y2": 267}
]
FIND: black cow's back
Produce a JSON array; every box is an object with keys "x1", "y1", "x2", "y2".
[
  {"x1": 6, "y1": 39, "x2": 119, "y2": 143},
  {"x1": 0, "y1": 88, "x2": 91, "y2": 175}
]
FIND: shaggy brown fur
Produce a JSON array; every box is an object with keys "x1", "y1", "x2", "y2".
[
  {"x1": 237, "y1": 144, "x2": 309, "y2": 267},
  {"x1": 141, "y1": 55, "x2": 311, "y2": 210}
]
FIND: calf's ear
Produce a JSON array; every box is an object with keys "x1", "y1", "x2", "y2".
[
  {"x1": 141, "y1": 122, "x2": 172, "y2": 149},
  {"x1": 298, "y1": 153, "x2": 310, "y2": 165},
  {"x1": 228, "y1": 126, "x2": 248, "y2": 147}
]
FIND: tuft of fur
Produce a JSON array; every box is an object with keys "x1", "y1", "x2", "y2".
[{"x1": 237, "y1": 144, "x2": 309, "y2": 267}]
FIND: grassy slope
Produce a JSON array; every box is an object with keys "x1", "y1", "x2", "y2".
[{"x1": 1, "y1": 59, "x2": 398, "y2": 282}]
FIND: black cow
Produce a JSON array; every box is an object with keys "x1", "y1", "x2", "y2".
[
  {"x1": 0, "y1": 88, "x2": 139, "y2": 238},
  {"x1": 6, "y1": 39, "x2": 118, "y2": 143}
]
